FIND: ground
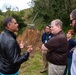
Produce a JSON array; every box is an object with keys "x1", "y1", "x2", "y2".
[
  {"x1": 17, "y1": 28, "x2": 44, "y2": 51},
  {"x1": 17, "y1": 28, "x2": 47, "y2": 75}
]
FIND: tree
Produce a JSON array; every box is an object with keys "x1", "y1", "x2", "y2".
[
  {"x1": 0, "y1": 7, "x2": 27, "y2": 34},
  {"x1": 12, "y1": 12, "x2": 27, "y2": 34},
  {"x1": 32, "y1": 0, "x2": 76, "y2": 26}
]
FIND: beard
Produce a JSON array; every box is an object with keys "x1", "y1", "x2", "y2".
[{"x1": 73, "y1": 23, "x2": 76, "y2": 33}]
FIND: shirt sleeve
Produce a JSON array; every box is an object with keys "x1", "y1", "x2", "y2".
[
  {"x1": 42, "y1": 33, "x2": 45, "y2": 44},
  {"x1": 44, "y1": 37, "x2": 59, "y2": 51}
]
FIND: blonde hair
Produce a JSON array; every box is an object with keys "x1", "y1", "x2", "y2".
[{"x1": 51, "y1": 19, "x2": 63, "y2": 28}]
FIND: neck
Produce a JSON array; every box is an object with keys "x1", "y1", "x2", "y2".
[
  {"x1": 46, "y1": 32, "x2": 50, "y2": 34},
  {"x1": 67, "y1": 37, "x2": 71, "y2": 41},
  {"x1": 5, "y1": 28, "x2": 14, "y2": 33}
]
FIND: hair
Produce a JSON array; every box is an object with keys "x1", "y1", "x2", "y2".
[
  {"x1": 3, "y1": 17, "x2": 14, "y2": 28},
  {"x1": 70, "y1": 9, "x2": 76, "y2": 19},
  {"x1": 51, "y1": 19, "x2": 63, "y2": 28},
  {"x1": 68, "y1": 30, "x2": 74, "y2": 35},
  {"x1": 46, "y1": 25, "x2": 51, "y2": 28}
]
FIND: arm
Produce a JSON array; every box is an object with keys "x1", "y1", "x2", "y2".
[
  {"x1": 69, "y1": 39, "x2": 76, "y2": 52},
  {"x1": 6, "y1": 40, "x2": 32, "y2": 65},
  {"x1": 71, "y1": 39, "x2": 76, "y2": 46},
  {"x1": 42, "y1": 33, "x2": 46, "y2": 44},
  {"x1": 41, "y1": 44, "x2": 48, "y2": 51}
]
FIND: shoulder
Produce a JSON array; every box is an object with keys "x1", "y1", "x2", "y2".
[
  {"x1": 69, "y1": 38, "x2": 76, "y2": 43},
  {"x1": 49, "y1": 33, "x2": 54, "y2": 36},
  {"x1": 42, "y1": 32, "x2": 46, "y2": 36},
  {"x1": 52, "y1": 33, "x2": 67, "y2": 42},
  {"x1": 1, "y1": 31, "x2": 15, "y2": 44}
]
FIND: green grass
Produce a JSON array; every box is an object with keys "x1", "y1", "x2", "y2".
[{"x1": 19, "y1": 51, "x2": 48, "y2": 75}]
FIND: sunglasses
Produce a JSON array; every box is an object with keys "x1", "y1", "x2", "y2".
[{"x1": 70, "y1": 18, "x2": 76, "y2": 24}]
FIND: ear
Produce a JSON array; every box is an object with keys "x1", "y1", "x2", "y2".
[
  {"x1": 57, "y1": 25, "x2": 60, "y2": 28},
  {"x1": 7, "y1": 23, "x2": 11, "y2": 29}
]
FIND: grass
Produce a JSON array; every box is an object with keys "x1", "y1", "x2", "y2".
[{"x1": 19, "y1": 50, "x2": 48, "y2": 75}]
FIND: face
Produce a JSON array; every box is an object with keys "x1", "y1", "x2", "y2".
[
  {"x1": 7, "y1": 18, "x2": 19, "y2": 32},
  {"x1": 51, "y1": 21, "x2": 60, "y2": 35},
  {"x1": 70, "y1": 14, "x2": 76, "y2": 33},
  {"x1": 45, "y1": 26, "x2": 51, "y2": 34},
  {"x1": 70, "y1": 15, "x2": 75, "y2": 27},
  {"x1": 67, "y1": 32, "x2": 72, "y2": 38}
]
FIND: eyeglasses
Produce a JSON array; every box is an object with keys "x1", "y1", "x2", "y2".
[{"x1": 70, "y1": 18, "x2": 76, "y2": 24}]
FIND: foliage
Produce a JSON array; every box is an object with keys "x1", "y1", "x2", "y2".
[
  {"x1": 0, "y1": 15, "x2": 5, "y2": 32},
  {"x1": 32, "y1": 0, "x2": 76, "y2": 30},
  {"x1": 12, "y1": 12, "x2": 27, "y2": 34},
  {"x1": 0, "y1": 7, "x2": 27, "y2": 34},
  {"x1": 19, "y1": 51, "x2": 47, "y2": 75},
  {"x1": 37, "y1": 24, "x2": 45, "y2": 31}
]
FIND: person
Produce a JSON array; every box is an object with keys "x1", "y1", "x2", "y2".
[
  {"x1": 0, "y1": 17, "x2": 33, "y2": 75},
  {"x1": 70, "y1": 9, "x2": 76, "y2": 75},
  {"x1": 63, "y1": 30, "x2": 76, "y2": 75},
  {"x1": 40, "y1": 25, "x2": 53, "y2": 73},
  {"x1": 41, "y1": 19, "x2": 68, "y2": 75}
]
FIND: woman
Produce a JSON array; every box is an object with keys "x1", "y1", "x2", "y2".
[{"x1": 63, "y1": 30, "x2": 76, "y2": 75}]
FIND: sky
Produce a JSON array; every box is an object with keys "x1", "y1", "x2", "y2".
[{"x1": 0, "y1": 0, "x2": 32, "y2": 12}]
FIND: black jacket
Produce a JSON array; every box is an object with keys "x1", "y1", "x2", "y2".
[{"x1": 0, "y1": 29, "x2": 29, "y2": 74}]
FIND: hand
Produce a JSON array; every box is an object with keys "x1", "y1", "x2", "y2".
[
  {"x1": 27, "y1": 45, "x2": 33, "y2": 53},
  {"x1": 20, "y1": 41, "x2": 25, "y2": 49},
  {"x1": 70, "y1": 48, "x2": 74, "y2": 52}
]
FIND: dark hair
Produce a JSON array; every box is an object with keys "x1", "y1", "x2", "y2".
[
  {"x1": 46, "y1": 25, "x2": 51, "y2": 28},
  {"x1": 3, "y1": 17, "x2": 14, "y2": 28},
  {"x1": 70, "y1": 9, "x2": 76, "y2": 19}
]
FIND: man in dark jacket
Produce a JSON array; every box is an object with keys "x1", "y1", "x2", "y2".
[
  {"x1": 41, "y1": 19, "x2": 68, "y2": 75},
  {"x1": 0, "y1": 17, "x2": 32, "y2": 75}
]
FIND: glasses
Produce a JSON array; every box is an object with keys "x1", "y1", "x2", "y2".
[
  {"x1": 70, "y1": 18, "x2": 76, "y2": 24},
  {"x1": 45, "y1": 28, "x2": 50, "y2": 29}
]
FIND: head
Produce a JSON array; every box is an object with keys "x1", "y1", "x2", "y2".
[
  {"x1": 3, "y1": 17, "x2": 18, "y2": 32},
  {"x1": 67, "y1": 30, "x2": 74, "y2": 38},
  {"x1": 70, "y1": 9, "x2": 76, "y2": 33},
  {"x1": 50, "y1": 19, "x2": 62, "y2": 35},
  {"x1": 45, "y1": 25, "x2": 51, "y2": 34}
]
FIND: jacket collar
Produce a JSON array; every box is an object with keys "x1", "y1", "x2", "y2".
[
  {"x1": 54, "y1": 30, "x2": 63, "y2": 36},
  {"x1": 4, "y1": 29, "x2": 16, "y2": 39}
]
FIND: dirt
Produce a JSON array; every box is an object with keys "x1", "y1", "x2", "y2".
[{"x1": 17, "y1": 28, "x2": 44, "y2": 52}]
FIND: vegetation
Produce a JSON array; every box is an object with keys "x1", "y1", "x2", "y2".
[
  {"x1": 19, "y1": 50, "x2": 47, "y2": 75},
  {"x1": 0, "y1": 0, "x2": 76, "y2": 75},
  {"x1": 31, "y1": 0, "x2": 76, "y2": 29},
  {"x1": 0, "y1": 7, "x2": 27, "y2": 34},
  {"x1": 0, "y1": 0, "x2": 76, "y2": 32}
]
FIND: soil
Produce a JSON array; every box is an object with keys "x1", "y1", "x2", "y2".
[{"x1": 17, "y1": 28, "x2": 44, "y2": 54}]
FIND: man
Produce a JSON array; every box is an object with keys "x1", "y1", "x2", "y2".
[
  {"x1": 0, "y1": 17, "x2": 32, "y2": 75},
  {"x1": 40, "y1": 25, "x2": 53, "y2": 73},
  {"x1": 70, "y1": 9, "x2": 76, "y2": 75},
  {"x1": 41, "y1": 19, "x2": 68, "y2": 75},
  {"x1": 70, "y1": 9, "x2": 76, "y2": 33}
]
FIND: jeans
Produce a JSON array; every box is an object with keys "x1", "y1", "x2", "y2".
[{"x1": 63, "y1": 58, "x2": 72, "y2": 75}]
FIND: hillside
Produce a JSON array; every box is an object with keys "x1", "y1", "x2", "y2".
[
  {"x1": 17, "y1": 28, "x2": 47, "y2": 75},
  {"x1": 17, "y1": 27, "x2": 44, "y2": 51}
]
